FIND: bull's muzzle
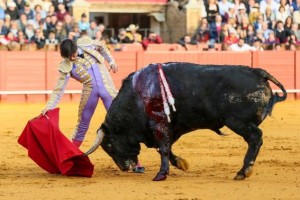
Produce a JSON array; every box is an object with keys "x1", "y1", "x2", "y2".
[{"x1": 84, "y1": 128, "x2": 104, "y2": 156}]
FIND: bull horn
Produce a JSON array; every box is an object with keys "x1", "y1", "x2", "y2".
[{"x1": 84, "y1": 128, "x2": 105, "y2": 156}]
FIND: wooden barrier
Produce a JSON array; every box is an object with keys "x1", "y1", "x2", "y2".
[
  {"x1": 137, "y1": 51, "x2": 199, "y2": 69},
  {"x1": 198, "y1": 51, "x2": 252, "y2": 66},
  {"x1": 252, "y1": 51, "x2": 296, "y2": 99},
  {"x1": 296, "y1": 51, "x2": 300, "y2": 99},
  {"x1": 0, "y1": 50, "x2": 299, "y2": 103}
]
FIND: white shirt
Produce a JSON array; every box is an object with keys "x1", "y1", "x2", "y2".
[{"x1": 229, "y1": 43, "x2": 256, "y2": 51}]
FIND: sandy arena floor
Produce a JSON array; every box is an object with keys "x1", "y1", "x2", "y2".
[{"x1": 0, "y1": 100, "x2": 299, "y2": 200}]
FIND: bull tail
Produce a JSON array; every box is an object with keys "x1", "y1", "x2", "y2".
[
  {"x1": 255, "y1": 68, "x2": 287, "y2": 103},
  {"x1": 254, "y1": 68, "x2": 287, "y2": 118}
]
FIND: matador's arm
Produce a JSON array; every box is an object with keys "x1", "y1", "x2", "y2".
[
  {"x1": 93, "y1": 40, "x2": 116, "y2": 66},
  {"x1": 44, "y1": 60, "x2": 72, "y2": 110}
]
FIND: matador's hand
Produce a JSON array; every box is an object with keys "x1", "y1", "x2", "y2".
[
  {"x1": 41, "y1": 108, "x2": 50, "y2": 116},
  {"x1": 109, "y1": 63, "x2": 118, "y2": 73}
]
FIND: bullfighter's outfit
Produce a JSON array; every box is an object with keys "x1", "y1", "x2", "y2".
[{"x1": 44, "y1": 36, "x2": 117, "y2": 143}]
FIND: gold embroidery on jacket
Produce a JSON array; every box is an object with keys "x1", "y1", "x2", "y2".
[{"x1": 98, "y1": 63, "x2": 118, "y2": 99}]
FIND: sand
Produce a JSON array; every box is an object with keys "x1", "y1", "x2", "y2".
[{"x1": 0, "y1": 101, "x2": 299, "y2": 200}]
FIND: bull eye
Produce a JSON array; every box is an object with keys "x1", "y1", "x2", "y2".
[{"x1": 107, "y1": 143, "x2": 112, "y2": 152}]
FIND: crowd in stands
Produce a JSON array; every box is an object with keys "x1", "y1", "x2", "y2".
[
  {"x1": 1, "y1": 0, "x2": 300, "y2": 51},
  {"x1": 188, "y1": 0, "x2": 300, "y2": 51}
]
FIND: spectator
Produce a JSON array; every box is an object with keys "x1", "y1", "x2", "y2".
[
  {"x1": 291, "y1": 23, "x2": 300, "y2": 39},
  {"x1": 275, "y1": 5, "x2": 289, "y2": 22},
  {"x1": 4, "y1": 31, "x2": 19, "y2": 50},
  {"x1": 260, "y1": 0, "x2": 279, "y2": 14},
  {"x1": 17, "y1": 13, "x2": 28, "y2": 32},
  {"x1": 218, "y1": 0, "x2": 234, "y2": 21},
  {"x1": 34, "y1": 4, "x2": 47, "y2": 19},
  {"x1": 227, "y1": 16, "x2": 238, "y2": 29},
  {"x1": 24, "y1": 22, "x2": 35, "y2": 41},
  {"x1": 293, "y1": 7, "x2": 300, "y2": 24},
  {"x1": 284, "y1": 16, "x2": 294, "y2": 34},
  {"x1": 4, "y1": 14, "x2": 11, "y2": 28},
  {"x1": 275, "y1": 20, "x2": 289, "y2": 43},
  {"x1": 45, "y1": 30, "x2": 58, "y2": 45},
  {"x1": 31, "y1": 27, "x2": 45, "y2": 49},
  {"x1": 260, "y1": 21, "x2": 273, "y2": 39},
  {"x1": 9, "y1": 20, "x2": 19, "y2": 37},
  {"x1": 42, "y1": 0, "x2": 52, "y2": 13},
  {"x1": 71, "y1": 23, "x2": 81, "y2": 40},
  {"x1": 237, "y1": 3, "x2": 249, "y2": 25},
  {"x1": 287, "y1": 33, "x2": 300, "y2": 44},
  {"x1": 248, "y1": 3, "x2": 261, "y2": 25},
  {"x1": 192, "y1": 15, "x2": 210, "y2": 43},
  {"x1": 205, "y1": 0, "x2": 219, "y2": 23},
  {"x1": 263, "y1": 6, "x2": 276, "y2": 29},
  {"x1": 287, "y1": 42, "x2": 297, "y2": 50},
  {"x1": 42, "y1": 15, "x2": 51, "y2": 34},
  {"x1": 4, "y1": 30, "x2": 18, "y2": 42},
  {"x1": 141, "y1": 31, "x2": 163, "y2": 50},
  {"x1": 78, "y1": 13, "x2": 89, "y2": 32},
  {"x1": 245, "y1": 24, "x2": 256, "y2": 44},
  {"x1": 97, "y1": 24, "x2": 109, "y2": 41},
  {"x1": 125, "y1": 24, "x2": 142, "y2": 43},
  {"x1": 51, "y1": 0, "x2": 59, "y2": 12},
  {"x1": 279, "y1": 0, "x2": 291, "y2": 15},
  {"x1": 16, "y1": 30, "x2": 29, "y2": 45},
  {"x1": 0, "y1": 18, "x2": 9, "y2": 36},
  {"x1": 224, "y1": 6, "x2": 237, "y2": 23},
  {"x1": 0, "y1": 5, "x2": 5, "y2": 20},
  {"x1": 114, "y1": 28, "x2": 131, "y2": 43},
  {"x1": 209, "y1": 14, "x2": 224, "y2": 43},
  {"x1": 55, "y1": 3, "x2": 69, "y2": 22},
  {"x1": 27, "y1": 0, "x2": 44, "y2": 10},
  {"x1": 29, "y1": 12, "x2": 42, "y2": 29},
  {"x1": 62, "y1": 14, "x2": 74, "y2": 36},
  {"x1": 273, "y1": 43, "x2": 282, "y2": 50},
  {"x1": 47, "y1": 4, "x2": 56, "y2": 17},
  {"x1": 5, "y1": 1, "x2": 19, "y2": 20},
  {"x1": 219, "y1": 23, "x2": 230, "y2": 43},
  {"x1": 240, "y1": 15, "x2": 249, "y2": 32},
  {"x1": 252, "y1": 37, "x2": 264, "y2": 50},
  {"x1": 255, "y1": 29, "x2": 266, "y2": 43},
  {"x1": 177, "y1": 35, "x2": 197, "y2": 49},
  {"x1": 48, "y1": 14, "x2": 57, "y2": 32},
  {"x1": 19, "y1": 2, "x2": 35, "y2": 20},
  {"x1": 291, "y1": 0, "x2": 300, "y2": 12},
  {"x1": 15, "y1": 0, "x2": 26, "y2": 11},
  {"x1": 264, "y1": 31, "x2": 280, "y2": 45},
  {"x1": 87, "y1": 20, "x2": 98, "y2": 39},
  {"x1": 224, "y1": 28, "x2": 239, "y2": 45},
  {"x1": 254, "y1": 14, "x2": 264, "y2": 31},
  {"x1": 229, "y1": 37, "x2": 256, "y2": 51},
  {"x1": 94, "y1": 30, "x2": 104, "y2": 43},
  {"x1": 54, "y1": 20, "x2": 67, "y2": 42}
]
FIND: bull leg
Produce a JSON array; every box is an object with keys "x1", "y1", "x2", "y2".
[
  {"x1": 169, "y1": 150, "x2": 189, "y2": 171},
  {"x1": 226, "y1": 121, "x2": 263, "y2": 180},
  {"x1": 153, "y1": 123, "x2": 171, "y2": 181}
]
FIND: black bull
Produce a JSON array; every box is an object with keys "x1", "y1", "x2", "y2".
[{"x1": 85, "y1": 62, "x2": 287, "y2": 181}]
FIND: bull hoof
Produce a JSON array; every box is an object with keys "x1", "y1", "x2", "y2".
[
  {"x1": 176, "y1": 158, "x2": 189, "y2": 171},
  {"x1": 234, "y1": 173, "x2": 245, "y2": 180},
  {"x1": 152, "y1": 172, "x2": 168, "y2": 181},
  {"x1": 245, "y1": 165, "x2": 254, "y2": 178}
]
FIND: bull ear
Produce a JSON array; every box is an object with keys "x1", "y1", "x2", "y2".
[{"x1": 84, "y1": 128, "x2": 105, "y2": 156}]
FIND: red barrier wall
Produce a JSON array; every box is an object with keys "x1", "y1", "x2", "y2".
[
  {"x1": 0, "y1": 51, "x2": 299, "y2": 103},
  {"x1": 296, "y1": 51, "x2": 300, "y2": 99},
  {"x1": 252, "y1": 51, "x2": 296, "y2": 99}
]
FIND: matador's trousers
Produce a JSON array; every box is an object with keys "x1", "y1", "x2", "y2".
[{"x1": 71, "y1": 63, "x2": 116, "y2": 142}]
